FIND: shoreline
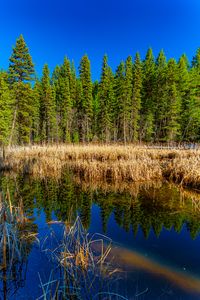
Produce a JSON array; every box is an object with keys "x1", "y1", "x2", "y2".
[{"x1": 1, "y1": 144, "x2": 200, "y2": 190}]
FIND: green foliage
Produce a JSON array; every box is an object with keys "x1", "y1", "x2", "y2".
[
  {"x1": 54, "y1": 58, "x2": 73, "y2": 142},
  {"x1": 14, "y1": 82, "x2": 34, "y2": 144},
  {"x1": 79, "y1": 55, "x2": 93, "y2": 142},
  {"x1": 154, "y1": 50, "x2": 167, "y2": 141},
  {"x1": 39, "y1": 64, "x2": 57, "y2": 143},
  {"x1": 9, "y1": 34, "x2": 34, "y2": 83},
  {"x1": 8, "y1": 35, "x2": 35, "y2": 145},
  {"x1": 141, "y1": 48, "x2": 156, "y2": 141},
  {"x1": 132, "y1": 52, "x2": 142, "y2": 141},
  {"x1": 164, "y1": 59, "x2": 181, "y2": 141},
  {"x1": 114, "y1": 61, "x2": 125, "y2": 141},
  {"x1": 0, "y1": 73, "x2": 14, "y2": 145},
  {"x1": 98, "y1": 55, "x2": 115, "y2": 142},
  {"x1": 2, "y1": 36, "x2": 200, "y2": 144}
]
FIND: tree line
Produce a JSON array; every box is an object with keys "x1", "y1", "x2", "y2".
[{"x1": 1, "y1": 34, "x2": 200, "y2": 145}]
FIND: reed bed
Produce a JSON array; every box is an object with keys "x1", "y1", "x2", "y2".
[
  {"x1": 0, "y1": 190, "x2": 37, "y2": 298},
  {"x1": 39, "y1": 216, "x2": 126, "y2": 299},
  {"x1": 1, "y1": 144, "x2": 200, "y2": 188}
]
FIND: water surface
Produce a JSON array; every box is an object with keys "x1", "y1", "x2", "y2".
[{"x1": 0, "y1": 172, "x2": 200, "y2": 299}]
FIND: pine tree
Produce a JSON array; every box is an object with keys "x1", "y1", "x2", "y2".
[
  {"x1": 70, "y1": 60, "x2": 77, "y2": 106},
  {"x1": 98, "y1": 55, "x2": 113, "y2": 142},
  {"x1": 55, "y1": 58, "x2": 73, "y2": 142},
  {"x1": 131, "y1": 52, "x2": 142, "y2": 141},
  {"x1": 79, "y1": 55, "x2": 93, "y2": 142},
  {"x1": 164, "y1": 59, "x2": 181, "y2": 141},
  {"x1": 14, "y1": 82, "x2": 34, "y2": 144},
  {"x1": 114, "y1": 61, "x2": 125, "y2": 141},
  {"x1": 31, "y1": 80, "x2": 41, "y2": 143},
  {"x1": 141, "y1": 48, "x2": 155, "y2": 141},
  {"x1": 154, "y1": 50, "x2": 167, "y2": 141},
  {"x1": 8, "y1": 34, "x2": 35, "y2": 145},
  {"x1": 185, "y1": 48, "x2": 200, "y2": 141},
  {"x1": 177, "y1": 54, "x2": 191, "y2": 141},
  {"x1": 123, "y1": 56, "x2": 133, "y2": 143},
  {"x1": 92, "y1": 80, "x2": 100, "y2": 140},
  {"x1": 0, "y1": 72, "x2": 14, "y2": 145},
  {"x1": 9, "y1": 34, "x2": 34, "y2": 83},
  {"x1": 73, "y1": 79, "x2": 83, "y2": 143},
  {"x1": 39, "y1": 64, "x2": 56, "y2": 143}
]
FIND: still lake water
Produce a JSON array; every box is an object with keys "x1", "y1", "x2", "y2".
[{"x1": 0, "y1": 172, "x2": 200, "y2": 299}]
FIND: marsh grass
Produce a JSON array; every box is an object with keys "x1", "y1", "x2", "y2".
[
  {"x1": 2, "y1": 144, "x2": 200, "y2": 188},
  {"x1": 0, "y1": 190, "x2": 38, "y2": 298},
  {"x1": 39, "y1": 216, "x2": 126, "y2": 299}
]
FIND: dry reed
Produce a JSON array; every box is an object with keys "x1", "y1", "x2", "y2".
[
  {"x1": 1, "y1": 144, "x2": 200, "y2": 188},
  {"x1": 40, "y1": 216, "x2": 125, "y2": 299}
]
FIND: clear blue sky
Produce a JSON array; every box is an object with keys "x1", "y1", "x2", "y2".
[{"x1": 0, "y1": 0, "x2": 200, "y2": 80}]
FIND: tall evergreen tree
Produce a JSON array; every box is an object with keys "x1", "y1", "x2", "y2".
[
  {"x1": 114, "y1": 61, "x2": 125, "y2": 141},
  {"x1": 98, "y1": 55, "x2": 114, "y2": 142},
  {"x1": 123, "y1": 56, "x2": 133, "y2": 143},
  {"x1": 8, "y1": 34, "x2": 35, "y2": 144},
  {"x1": 177, "y1": 54, "x2": 191, "y2": 141},
  {"x1": 73, "y1": 79, "x2": 83, "y2": 143},
  {"x1": 187, "y1": 49, "x2": 200, "y2": 141},
  {"x1": 9, "y1": 34, "x2": 34, "y2": 83},
  {"x1": 31, "y1": 80, "x2": 41, "y2": 143},
  {"x1": 131, "y1": 52, "x2": 142, "y2": 141},
  {"x1": 154, "y1": 50, "x2": 167, "y2": 141},
  {"x1": 164, "y1": 59, "x2": 181, "y2": 141},
  {"x1": 92, "y1": 80, "x2": 100, "y2": 140},
  {"x1": 79, "y1": 55, "x2": 93, "y2": 142},
  {"x1": 0, "y1": 72, "x2": 14, "y2": 145},
  {"x1": 54, "y1": 58, "x2": 73, "y2": 142},
  {"x1": 141, "y1": 48, "x2": 155, "y2": 141},
  {"x1": 39, "y1": 64, "x2": 56, "y2": 143}
]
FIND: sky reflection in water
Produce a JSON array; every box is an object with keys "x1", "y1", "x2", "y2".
[{"x1": 0, "y1": 173, "x2": 200, "y2": 299}]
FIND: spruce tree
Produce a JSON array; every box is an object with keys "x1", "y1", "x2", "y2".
[
  {"x1": 114, "y1": 61, "x2": 125, "y2": 141},
  {"x1": 9, "y1": 34, "x2": 34, "y2": 82},
  {"x1": 55, "y1": 58, "x2": 73, "y2": 142},
  {"x1": 31, "y1": 80, "x2": 41, "y2": 143},
  {"x1": 92, "y1": 80, "x2": 100, "y2": 140},
  {"x1": 141, "y1": 48, "x2": 156, "y2": 141},
  {"x1": 164, "y1": 59, "x2": 181, "y2": 141},
  {"x1": 187, "y1": 49, "x2": 200, "y2": 141},
  {"x1": 131, "y1": 52, "x2": 142, "y2": 141},
  {"x1": 98, "y1": 55, "x2": 113, "y2": 142},
  {"x1": 14, "y1": 82, "x2": 34, "y2": 144},
  {"x1": 73, "y1": 79, "x2": 83, "y2": 143},
  {"x1": 154, "y1": 50, "x2": 167, "y2": 141},
  {"x1": 79, "y1": 55, "x2": 93, "y2": 142},
  {"x1": 177, "y1": 54, "x2": 191, "y2": 141},
  {"x1": 8, "y1": 34, "x2": 35, "y2": 144},
  {"x1": 39, "y1": 64, "x2": 56, "y2": 143},
  {"x1": 0, "y1": 72, "x2": 14, "y2": 145},
  {"x1": 123, "y1": 56, "x2": 133, "y2": 143}
]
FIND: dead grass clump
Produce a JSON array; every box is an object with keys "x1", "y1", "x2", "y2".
[
  {"x1": 40, "y1": 216, "x2": 125, "y2": 299},
  {"x1": 2, "y1": 144, "x2": 200, "y2": 188},
  {"x1": 165, "y1": 156, "x2": 200, "y2": 189},
  {"x1": 69, "y1": 158, "x2": 162, "y2": 183}
]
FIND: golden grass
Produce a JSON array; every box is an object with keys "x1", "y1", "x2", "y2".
[{"x1": 1, "y1": 144, "x2": 200, "y2": 188}]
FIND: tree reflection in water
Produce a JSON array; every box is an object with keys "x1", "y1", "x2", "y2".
[
  {"x1": 1, "y1": 171, "x2": 200, "y2": 240},
  {"x1": 0, "y1": 190, "x2": 37, "y2": 299}
]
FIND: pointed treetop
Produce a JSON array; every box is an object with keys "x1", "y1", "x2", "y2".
[
  {"x1": 9, "y1": 34, "x2": 35, "y2": 82},
  {"x1": 156, "y1": 50, "x2": 167, "y2": 68}
]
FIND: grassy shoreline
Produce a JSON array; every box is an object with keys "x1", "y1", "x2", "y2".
[{"x1": 1, "y1": 144, "x2": 200, "y2": 189}]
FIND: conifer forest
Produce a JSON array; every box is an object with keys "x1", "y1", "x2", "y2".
[{"x1": 1, "y1": 34, "x2": 200, "y2": 146}]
